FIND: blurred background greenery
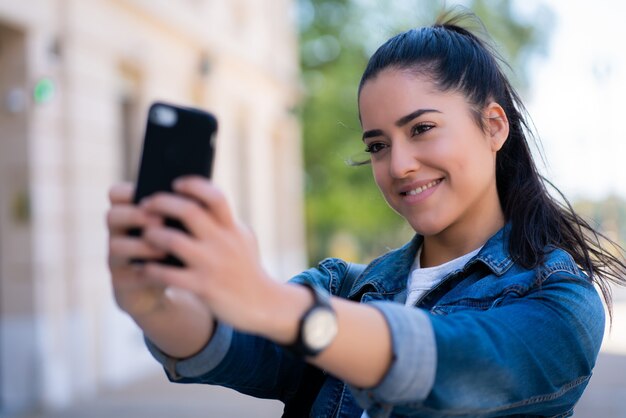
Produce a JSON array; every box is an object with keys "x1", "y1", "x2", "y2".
[{"x1": 297, "y1": 0, "x2": 561, "y2": 263}]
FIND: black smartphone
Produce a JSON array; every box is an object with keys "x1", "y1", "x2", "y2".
[{"x1": 130, "y1": 101, "x2": 218, "y2": 266}]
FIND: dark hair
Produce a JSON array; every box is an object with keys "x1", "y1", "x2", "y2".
[{"x1": 357, "y1": 10, "x2": 626, "y2": 319}]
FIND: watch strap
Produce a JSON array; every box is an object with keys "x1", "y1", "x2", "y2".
[{"x1": 283, "y1": 282, "x2": 335, "y2": 357}]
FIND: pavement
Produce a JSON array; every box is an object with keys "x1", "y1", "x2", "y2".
[{"x1": 14, "y1": 374, "x2": 284, "y2": 418}]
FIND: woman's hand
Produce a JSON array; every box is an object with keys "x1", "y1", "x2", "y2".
[
  {"x1": 107, "y1": 182, "x2": 216, "y2": 358},
  {"x1": 138, "y1": 176, "x2": 288, "y2": 337},
  {"x1": 111, "y1": 178, "x2": 393, "y2": 386},
  {"x1": 106, "y1": 183, "x2": 169, "y2": 317}
]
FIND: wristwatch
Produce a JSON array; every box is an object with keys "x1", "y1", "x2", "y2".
[{"x1": 285, "y1": 283, "x2": 338, "y2": 357}]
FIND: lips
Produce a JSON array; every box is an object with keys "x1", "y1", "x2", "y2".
[{"x1": 399, "y1": 178, "x2": 444, "y2": 196}]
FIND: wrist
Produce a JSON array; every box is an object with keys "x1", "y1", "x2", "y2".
[
  {"x1": 255, "y1": 281, "x2": 313, "y2": 345},
  {"x1": 282, "y1": 282, "x2": 338, "y2": 358},
  {"x1": 139, "y1": 288, "x2": 215, "y2": 359}
]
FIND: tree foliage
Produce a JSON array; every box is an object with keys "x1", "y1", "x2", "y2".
[{"x1": 297, "y1": 0, "x2": 554, "y2": 263}]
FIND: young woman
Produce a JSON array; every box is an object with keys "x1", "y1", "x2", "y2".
[{"x1": 107, "y1": 11, "x2": 626, "y2": 418}]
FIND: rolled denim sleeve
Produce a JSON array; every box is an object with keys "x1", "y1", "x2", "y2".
[
  {"x1": 145, "y1": 321, "x2": 233, "y2": 380},
  {"x1": 349, "y1": 301, "x2": 437, "y2": 407}
]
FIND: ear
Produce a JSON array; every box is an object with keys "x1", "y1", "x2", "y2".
[{"x1": 485, "y1": 102, "x2": 509, "y2": 152}]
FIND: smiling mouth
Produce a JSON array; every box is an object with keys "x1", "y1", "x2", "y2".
[{"x1": 401, "y1": 179, "x2": 443, "y2": 196}]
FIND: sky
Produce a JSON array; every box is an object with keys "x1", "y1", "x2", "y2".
[{"x1": 525, "y1": 0, "x2": 626, "y2": 201}]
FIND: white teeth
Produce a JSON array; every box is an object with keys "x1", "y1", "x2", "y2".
[{"x1": 406, "y1": 179, "x2": 441, "y2": 196}]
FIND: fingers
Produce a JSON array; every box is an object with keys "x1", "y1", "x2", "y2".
[
  {"x1": 107, "y1": 185, "x2": 165, "y2": 267},
  {"x1": 111, "y1": 178, "x2": 235, "y2": 241},
  {"x1": 173, "y1": 177, "x2": 235, "y2": 227},
  {"x1": 109, "y1": 183, "x2": 135, "y2": 205},
  {"x1": 109, "y1": 236, "x2": 167, "y2": 267},
  {"x1": 142, "y1": 225, "x2": 204, "y2": 265},
  {"x1": 143, "y1": 262, "x2": 200, "y2": 294},
  {"x1": 107, "y1": 205, "x2": 162, "y2": 235},
  {"x1": 140, "y1": 192, "x2": 216, "y2": 239}
]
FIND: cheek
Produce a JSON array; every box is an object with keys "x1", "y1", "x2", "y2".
[
  {"x1": 446, "y1": 130, "x2": 494, "y2": 173},
  {"x1": 371, "y1": 166, "x2": 385, "y2": 190},
  {"x1": 426, "y1": 139, "x2": 465, "y2": 177},
  {"x1": 451, "y1": 144, "x2": 496, "y2": 192},
  {"x1": 371, "y1": 163, "x2": 393, "y2": 196}
]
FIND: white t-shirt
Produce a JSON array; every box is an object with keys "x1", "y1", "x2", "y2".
[
  {"x1": 405, "y1": 245, "x2": 482, "y2": 307},
  {"x1": 361, "y1": 245, "x2": 482, "y2": 418}
]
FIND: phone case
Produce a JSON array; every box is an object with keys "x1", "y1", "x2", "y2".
[{"x1": 130, "y1": 102, "x2": 218, "y2": 266}]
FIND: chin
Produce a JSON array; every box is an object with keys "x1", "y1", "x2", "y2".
[{"x1": 408, "y1": 218, "x2": 447, "y2": 237}]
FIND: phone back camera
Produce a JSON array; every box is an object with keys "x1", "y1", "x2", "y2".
[{"x1": 150, "y1": 105, "x2": 178, "y2": 127}]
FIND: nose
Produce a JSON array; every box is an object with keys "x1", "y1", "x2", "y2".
[{"x1": 389, "y1": 139, "x2": 420, "y2": 179}]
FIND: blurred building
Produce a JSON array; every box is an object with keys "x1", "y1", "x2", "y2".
[{"x1": 0, "y1": 0, "x2": 305, "y2": 415}]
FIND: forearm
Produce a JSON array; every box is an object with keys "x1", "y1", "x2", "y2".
[
  {"x1": 133, "y1": 287, "x2": 214, "y2": 359},
  {"x1": 260, "y1": 283, "x2": 392, "y2": 388},
  {"x1": 313, "y1": 297, "x2": 393, "y2": 388}
]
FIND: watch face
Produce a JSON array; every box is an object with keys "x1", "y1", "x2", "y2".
[{"x1": 303, "y1": 308, "x2": 338, "y2": 351}]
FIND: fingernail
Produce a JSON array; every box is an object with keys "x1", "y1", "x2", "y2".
[{"x1": 173, "y1": 179, "x2": 184, "y2": 190}]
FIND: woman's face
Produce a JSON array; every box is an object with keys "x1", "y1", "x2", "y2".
[{"x1": 358, "y1": 69, "x2": 507, "y2": 241}]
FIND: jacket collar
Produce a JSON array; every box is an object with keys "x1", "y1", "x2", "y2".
[
  {"x1": 349, "y1": 234, "x2": 423, "y2": 297},
  {"x1": 473, "y1": 223, "x2": 515, "y2": 276},
  {"x1": 350, "y1": 224, "x2": 514, "y2": 297}
]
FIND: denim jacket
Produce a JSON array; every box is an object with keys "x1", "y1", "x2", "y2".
[{"x1": 146, "y1": 225, "x2": 605, "y2": 417}]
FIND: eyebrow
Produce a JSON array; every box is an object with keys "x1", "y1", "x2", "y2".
[{"x1": 362, "y1": 108, "x2": 441, "y2": 140}]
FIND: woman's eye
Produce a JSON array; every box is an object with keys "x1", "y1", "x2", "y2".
[
  {"x1": 364, "y1": 142, "x2": 387, "y2": 154},
  {"x1": 412, "y1": 123, "x2": 435, "y2": 136}
]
